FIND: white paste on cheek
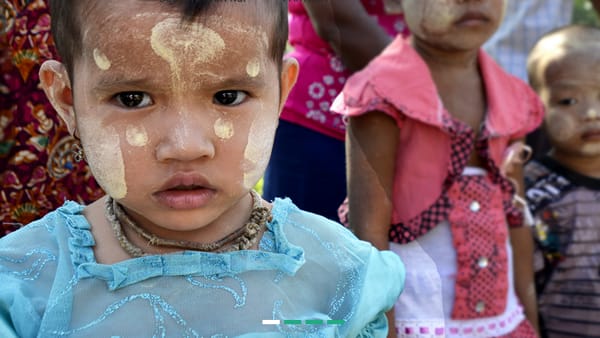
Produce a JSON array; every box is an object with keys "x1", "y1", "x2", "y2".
[
  {"x1": 243, "y1": 104, "x2": 277, "y2": 189},
  {"x1": 93, "y1": 48, "x2": 111, "y2": 70},
  {"x1": 246, "y1": 58, "x2": 261, "y2": 77},
  {"x1": 126, "y1": 125, "x2": 149, "y2": 147},
  {"x1": 546, "y1": 111, "x2": 576, "y2": 142},
  {"x1": 81, "y1": 124, "x2": 128, "y2": 199},
  {"x1": 150, "y1": 18, "x2": 225, "y2": 91},
  {"x1": 587, "y1": 107, "x2": 599, "y2": 120},
  {"x1": 214, "y1": 118, "x2": 234, "y2": 140},
  {"x1": 422, "y1": 0, "x2": 455, "y2": 34}
]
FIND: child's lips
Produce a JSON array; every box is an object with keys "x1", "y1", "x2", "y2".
[
  {"x1": 153, "y1": 188, "x2": 215, "y2": 210},
  {"x1": 154, "y1": 173, "x2": 216, "y2": 209},
  {"x1": 582, "y1": 129, "x2": 600, "y2": 141},
  {"x1": 455, "y1": 11, "x2": 489, "y2": 26}
]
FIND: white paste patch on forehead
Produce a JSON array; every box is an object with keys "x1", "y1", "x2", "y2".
[
  {"x1": 214, "y1": 118, "x2": 234, "y2": 140},
  {"x1": 83, "y1": 126, "x2": 127, "y2": 199},
  {"x1": 150, "y1": 17, "x2": 225, "y2": 90},
  {"x1": 246, "y1": 58, "x2": 261, "y2": 78},
  {"x1": 126, "y1": 125, "x2": 149, "y2": 147},
  {"x1": 93, "y1": 48, "x2": 111, "y2": 70}
]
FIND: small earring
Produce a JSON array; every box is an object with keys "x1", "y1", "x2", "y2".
[{"x1": 72, "y1": 142, "x2": 85, "y2": 162}]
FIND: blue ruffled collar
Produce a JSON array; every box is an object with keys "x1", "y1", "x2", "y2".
[{"x1": 57, "y1": 199, "x2": 306, "y2": 291}]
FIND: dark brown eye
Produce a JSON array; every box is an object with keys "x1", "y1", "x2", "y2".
[
  {"x1": 558, "y1": 98, "x2": 577, "y2": 106},
  {"x1": 213, "y1": 90, "x2": 247, "y2": 106},
  {"x1": 115, "y1": 92, "x2": 153, "y2": 108}
]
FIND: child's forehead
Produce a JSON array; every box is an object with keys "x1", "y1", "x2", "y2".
[
  {"x1": 540, "y1": 44, "x2": 600, "y2": 75},
  {"x1": 76, "y1": 2, "x2": 276, "y2": 91},
  {"x1": 80, "y1": 3, "x2": 271, "y2": 62},
  {"x1": 81, "y1": 1, "x2": 271, "y2": 42}
]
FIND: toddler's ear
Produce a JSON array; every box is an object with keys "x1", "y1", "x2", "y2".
[
  {"x1": 39, "y1": 60, "x2": 78, "y2": 136},
  {"x1": 278, "y1": 57, "x2": 299, "y2": 115}
]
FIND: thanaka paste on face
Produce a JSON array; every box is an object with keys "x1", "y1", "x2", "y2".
[
  {"x1": 93, "y1": 48, "x2": 111, "y2": 70},
  {"x1": 403, "y1": 0, "x2": 455, "y2": 35},
  {"x1": 126, "y1": 125, "x2": 149, "y2": 147},
  {"x1": 243, "y1": 102, "x2": 277, "y2": 189},
  {"x1": 80, "y1": 122, "x2": 128, "y2": 199},
  {"x1": 545, "y1": 113, "x2": 576, "y2": 143},
  {"x1": 246, "y1": 58, "x2": 261, "y2": 77},
  {"x1": 214, "y1": 118, "x2": 234, "y2": 140},
  {"x1": 150, "y1": 17, "x2": 226, "y2": 92}
]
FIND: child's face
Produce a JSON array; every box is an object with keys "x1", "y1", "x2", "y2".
[
  {"x1": 539, "y1": 45, "x2": 600, "y2": 159},
  {"x1": 41, "y1": 1, "x2": 297, "y2": 232},
  {"x1": 401, "y1": 0, "x2": 505, "y2": 51}
]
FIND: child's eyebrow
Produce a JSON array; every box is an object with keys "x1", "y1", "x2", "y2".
[
  {"x1": 205, "y1": 73, "x2": 268, "y2": 90},
  {"x1": 92, "y1": 73, "x2": 268, "y2": 94},
  {"x1": 92, "y1": 75, "x2": 163, "y2": 93}
]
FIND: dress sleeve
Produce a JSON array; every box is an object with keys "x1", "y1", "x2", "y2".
[
  {"x1": 331, "y1": 75, "x2": 405, "y2": 129},
  {"x1": 346, "y1": 248, "x2": 405, "y2": 337}
]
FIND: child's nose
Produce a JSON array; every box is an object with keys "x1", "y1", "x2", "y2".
[{"x1": 154, "y1": 111, "x2": 216, "y2": 162}]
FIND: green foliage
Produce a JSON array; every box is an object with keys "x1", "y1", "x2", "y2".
[{"x1": 573, "y1": 0, "x2": 600, "y2": 27}]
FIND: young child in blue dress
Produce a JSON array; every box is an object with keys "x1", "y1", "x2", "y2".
[{"x1": 0, "y1": 1, "x2": 404, "y2": 337}]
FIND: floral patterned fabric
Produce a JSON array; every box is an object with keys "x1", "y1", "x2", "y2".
[
  {"x1": 284, "y1": 0, "x2": 410, "y2": 141},
  {"x1": 0, "y1": 0, "x2": 103, "y2": 235}
]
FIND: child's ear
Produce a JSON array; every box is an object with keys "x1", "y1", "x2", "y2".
[
  {"x1": 39, "y1": 60, "x2": 78, "y2": 136},
  {"x1": 278, "y1": 57, "x2": 299, "y2": 115}
]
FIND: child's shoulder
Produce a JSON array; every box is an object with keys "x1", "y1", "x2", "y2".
[
  {"x1": 0, "y1": 201, "x2": 88, "y2": 277},
  {"x1": 1, "y1": 201, "x2": 86, "y2": 247},
  {"x1": 270, "y1": 197, "x2": 373, "y2": 255},
  {"x1": 270, "y1": 198, "x2": 404, "y2": 336},
  {"x1": 270, "y1": 196, "x2": 404, "y2": 286}
]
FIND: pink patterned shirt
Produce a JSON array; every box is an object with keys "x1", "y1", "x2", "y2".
[{"x1": 283, "y1": 0, "x2": 409, "y2": 140}]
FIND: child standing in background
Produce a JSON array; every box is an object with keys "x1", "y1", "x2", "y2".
[
  {"x1": 333, "y1": 0, "x2": 543, "y2": 336},
  {"x1": 263, "y1": 0, "x2": 409, "y2": 221},
  {"x1": 0, "y1": 1, "x2": 404, "y2": 336},
  {"x1": 525, "y1": 25, "x2": 600, "y2": 338}
]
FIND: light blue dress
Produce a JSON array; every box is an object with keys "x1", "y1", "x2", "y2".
[{"x1": 0, "y1": 198, "x2": 404, "y2": 337}]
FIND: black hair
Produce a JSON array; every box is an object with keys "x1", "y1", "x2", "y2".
[{"x1": 49, "y1": 0, "x2": 288, "y2": 75}]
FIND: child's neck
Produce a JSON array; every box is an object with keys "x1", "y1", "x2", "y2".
[
  {"x1": 413, "y1": 39, "x2": 486, "y2": 126},
  {"x1": 550, "y1": 150, "x2": 600, "y2": 179},
  {"x1": 412, "y1": 38, "x2": 487, "y2": 167},
  {"x1": 412, "y1": 38, "x2": 480, "y2": 73}
]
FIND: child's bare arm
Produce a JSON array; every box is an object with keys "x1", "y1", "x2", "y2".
[
  {"x1": 303, "y1": 0, "x2": 393, "y2": 72},
  {"x1": 347, "y1": 111, "x2": 399, "y2": 337},
  {"x1": 346, "y1": 112, "x2": 398, "y2": 250},
  {"x1": 506, "y1": 147, "x2": 540, "y2": 335}
]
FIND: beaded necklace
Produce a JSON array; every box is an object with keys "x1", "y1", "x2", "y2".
[{"x1": 105, "y1": 190, "x2": 271, "y2": 257}]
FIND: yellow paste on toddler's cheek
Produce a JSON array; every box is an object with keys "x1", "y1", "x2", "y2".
[
  {"x1": 214, "y1": 118, "x2": 234, "y2": 140},
  {"x1": 402, "y1": 0, "x2": 455, "y2": 35},
  {"x1": 422, "y1": 0, "x2": 455, "y2": 34},
  {"x1": 150, "y1": 17, "x2": 225, "y2": 92},
  {"x1": 243, "y1": 104, "x2": 277, "y2": 189},
  {"x1": 246, "y1": 58, "x2": 261, "y2": 78},
  {"x1": 126, "y1": 125, "x2": 149, "y2": 147},
  {"x1": 82, "y1": 124, "x2": 128, "y2": 199},
  {"x1": 93, "y1": 48, "x2": 111, "y2": 70},
  {"x1": 546, "y1": 111, "x2": 576, "y2": 143}
]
